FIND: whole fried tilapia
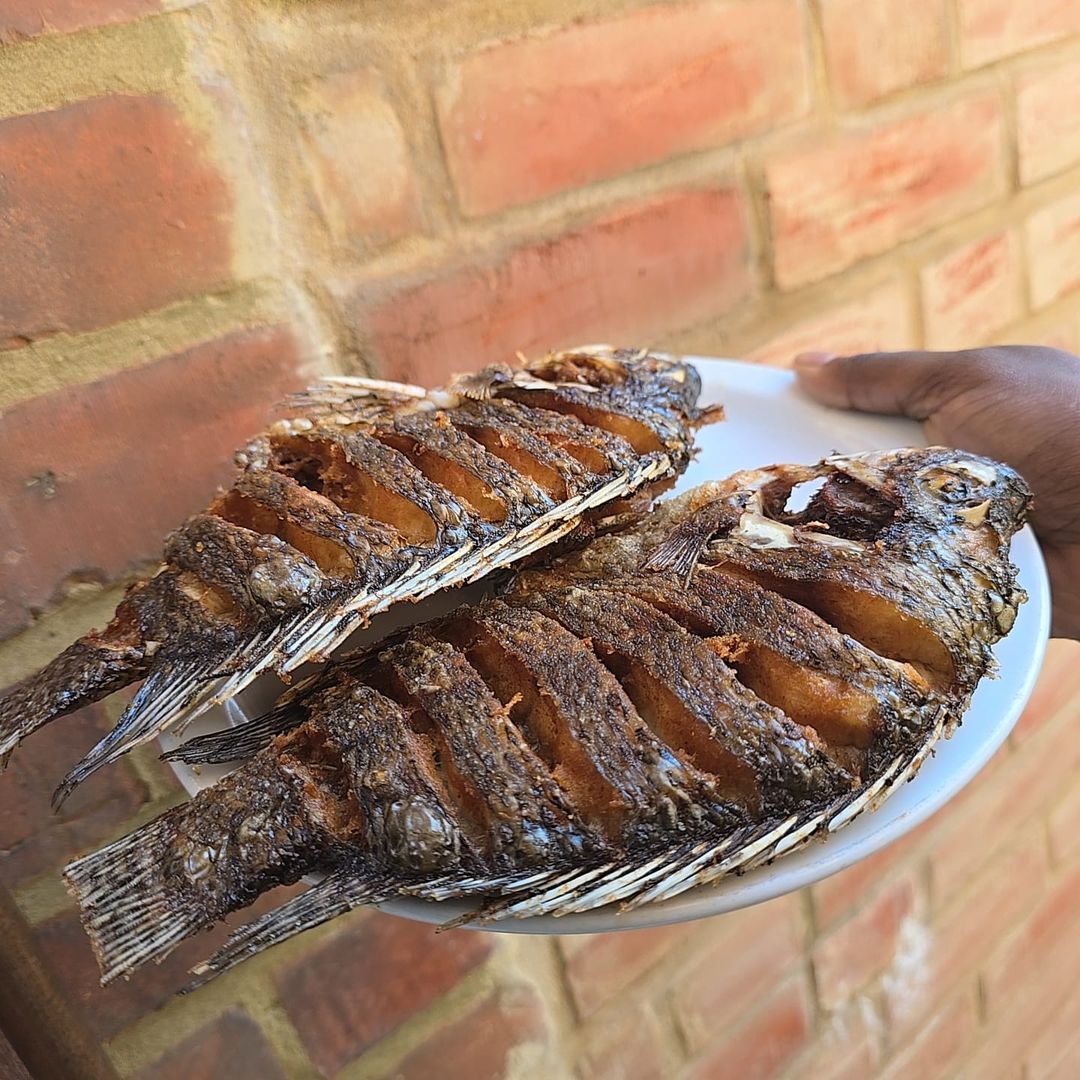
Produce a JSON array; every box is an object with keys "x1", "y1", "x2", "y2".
[
  {"x1": 64, "y1": 447, "x2": 1031, "y2": 987},
  {"x1": 0, "y1": 347, "x2": 705, "y2": 801}
]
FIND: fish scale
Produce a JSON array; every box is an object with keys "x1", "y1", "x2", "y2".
[
  {"x1": 0, "y1": 347, "x2": 701, "y2": 801},
  {"x1": 62, "y1": 446, "x2": 1031, "y2": 991}
]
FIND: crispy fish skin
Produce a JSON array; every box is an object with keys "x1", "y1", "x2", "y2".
[
  {"x1": 65, "y1": 447, "x2": 1031, "y2": 989},
  {"x1": 0, "y1": 347, "x2": 703, "y2": 797}
]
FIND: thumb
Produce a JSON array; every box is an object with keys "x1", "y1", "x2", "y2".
[{"x1": 793, "y1": 350, "x2": 961, "y2": 420}]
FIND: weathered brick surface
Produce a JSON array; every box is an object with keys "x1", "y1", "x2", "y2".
[
  {"x1": 686, "y1": 976, "x2": 813, "y2": 1080},
  {"x1": 810, "y1": 822, "x2": 928, "y2": 932},
  {"x1": 767, "y1": 93, "x2": 1005, "y2": 288},
  {"x1": 812, "y1": 873, "x2": 919, "y2": 1010},
  {"x1": 560, "y1": 922, "x2": 696, "y2": 1019},
  {"x1": 921, "y1": 231, "x2": 1022, "y2": 350},
  {"x1": 745, "y1": 280, "x2": 913, "y2": 366},
  {"x1": 2, "y1": 1, "x2": 1080, "y2": 1077},
  {"x1": 358, "y1": 187, "x2": 752, "y2": 386},
  {"x1": 275, "y1": 912, "x2": 491, "y2": 1076},
  {"x1": 0, "y1": 0, "x2": 159, "y2": 43},
  {"x1": 132, "y1": 1010, "x2": 286, "y2": 1080},
  {"x1": 887, "y1": 835, "x2": 1046, "y2": 1039},
  {"x1": 787, "y1": 999, "x2": 881, "y2": 1080},
  {"x1": 1049, "y1": 783, "x2": 1080, "y2": 866},
  {"x1": 387, "y1": 986, "x2": 547, "y2": 1080},
  {"x1": 672, "y1": 895, "x2": 803, "y2": 1050},
  {"x1": 34, "y1": 888, "x2": 303, "y2": 1041},
  {"x1": 437, "y1": 0, "x2": 808, "y2": 215},
  {"x1": 1017, "y1": 54, "x2": 1080, "y2": 184},
  {"x1": 1028, "y1": 986, "x2": 1080, "y2": 1079},
  {"x1": 0, "y1": 95, "x2": 231, "y2": 350},
  {"x1": 958, "y1": 0, "x2": 1080, "y2": 67},
  {"x1": 982, "y1": 862, "x2": 1080, "y2": 1018},
  {"x1": 578, "y1": 1003, "x2": 671, "y2": 1080},
  {"x1": 819, "y1": 0, "x2": 949, "y2": 109},
  {"x1": 297, "y1": 68, "x2": 421, "y2": 251},
  {"x1": 1026, "y1": 191, "x2": 1080, "y2": 309},
  {"x1": 0, "y1": 325, "x2": 303, "y2": 638},
  {"x1": 880, "y1": 990, "x2": 978, "y2": 1079},
  {"x1": 0, "y1": 701, "x2": 147, "y2": 886}
]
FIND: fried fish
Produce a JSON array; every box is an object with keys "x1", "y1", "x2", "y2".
[
  {"x1": 64, "y1": 446, "x2": 1031, "y2": 988},
  {"x1": 0, "y1": 347, "x2": 705, "y2": 802}
]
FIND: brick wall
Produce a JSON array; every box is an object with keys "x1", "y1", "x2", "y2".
[{"x1": 2, "y1": 2, "x2": 1080, "y2": 1077}]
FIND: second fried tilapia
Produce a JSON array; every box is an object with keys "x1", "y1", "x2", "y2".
[{"x1": 64, "y1": 447, "x2": 1031, "y2": 988}]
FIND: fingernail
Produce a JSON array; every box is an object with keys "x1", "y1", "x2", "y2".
[{"x1": 793, "y1": 351, "x2": 837, "y2": 369}]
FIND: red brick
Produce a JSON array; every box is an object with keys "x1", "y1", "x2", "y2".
[
  {"x1": 686, "y1": 976, "x2": 812, "y2": 1080},
  {"x1": 1010, "y1": 640, "x2": 1080, "y2": 744},
  {"x1": 1049, "y1": 783, "x2": 1080, "y2": 866},
  {"x1": 745, "y1": 280, "x2": 912, "y2": 368},
  {"x1": 0, "y1": 325, "x2": 304, "y2": 638},
  {"x1": 1028, "y1": 985, "x2": 1080, "y2": 1079},
  {"x1": 921, "y1": 231, "x2": 1022, "y2": 351},
  {"x1": 812, "y1": 873, "x2": 919, "y2": 1010},
  {"x1": 958, "y1": 0, "x2": 1080, "y2": 68},
  {"x1": 133, "y1": 1009, "x2": 286, "y2": 1080},
  {"x1": 767, "y1": 93, "x2": 1005, "y2": 289},
  {"x1": 33, "y1": 887, "x2": 304, "y2": 1041},
  {"x1": 297, "y1": 68, "x2": 420, "y2": 251},
  {"x1": 387, "y1": 986, "x2": 547, "y2": 1080},
  {"x1": 887, "y1": 835, "x2": 1046, "y2": 1039},
  {"x1": 0, "y1": 701, "x2": 148, "y2": 887},
  {"x1": 1017, "y1": 54, "x2": 1080, "y2": 185},
  {"x1": 1026, "y1": 192, "x2": 1080, "y2": 309},
  {"x1": 880, "y1": 990, "x2": 978, "y2": 1079},
  {"x1": 810, "y1": 823, "x2": 928, "y2": 932},
  {"x1": 924, "y1": 707, "x2": 1080, "y2": 905},
  {"x1": 560, "y1": 921, "x2": 696, "y2": 1019},
  {"x1": 358, "y1": 187, "x2": 752, "y2": 386},
  {"x1": 0, "y1": 95, "x2": 231, "y2": 350},
  {"x1": 0, "y1": 0, "x2": 158, "y2": 42},
  {"x1": 579, "y1": 1003, "x2": 672, "y2": 1080},
  {"x1": 1001, "y1": 313, "x2": 1080, "y2": 355},
  {"x1": 983, "y1": 862, "x2": 1080, "y2": 1017},
  {"x1": 785, "y1": 999, "x2": 881, "y2": 1080},
  {"x1": 672, "y1": 895, "x2": 804, "y2": 1050},
  {"x1": 819, "y1": 0, "x2": 949, "y2": 109},
  {"x1": 962, "y1": 884, "x2": 1080, "y2": 1078},
  {"x1": 436, "y1": 0, "x2": 809, "y2": 216},
  {"x1": 275, "y1": 912, "x2": 491, "y2": 1075}
]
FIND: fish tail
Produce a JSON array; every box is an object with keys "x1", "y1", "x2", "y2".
[
  {"x1": 0, "y1": 635, "x2": 148, "y2": 766},
  {"x1": 186, "y1": 866, "x2": 389, "y2": 990},
  {"x1": 64, "y1": 815, "x2": 205, "y2": 984},
  {"x1": 52, "y1": 659, "x2": 215, "y2": 807}
]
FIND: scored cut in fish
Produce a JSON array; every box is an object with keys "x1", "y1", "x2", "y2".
[
  {"x1": 63, "y1": 446, "x2": 1031, "y2": 988},
  {"x1": 0, "y1": 347, "x2": 707, "y2": 803}
]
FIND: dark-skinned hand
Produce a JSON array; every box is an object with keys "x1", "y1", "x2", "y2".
[{"x1": 794, "y1": 346, "x2": 1080, "y2": 640}]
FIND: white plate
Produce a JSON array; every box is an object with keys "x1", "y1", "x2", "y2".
[{"x1": 163, "y1": 358, "x2": 1051, "y2": 935}]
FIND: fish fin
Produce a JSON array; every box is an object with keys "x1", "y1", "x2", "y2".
[
  {"x1": 285, "y1": 375, "x2": 427, "y2": 414},
  {"x1": 64, "y1": 815, "x2": 206, "y2": 985},
  {"x1": 640, "y1": 499, "x2": 737, "y2": 583},
  {"x1": 162, "y1": 704, "x2": 304, "y2": 766},
  {"x1": 0, "y1": 638, "x2": 146, "y2": 765},
  {"x1": 52, "y1": 658, "x2": 218, "y2": 807},
  {"x1": 185, "y1": 867, "x2": 390, "y2": 991},
  {"x1": 448, "y1": 710, "x2": 951, "y2": 924}
]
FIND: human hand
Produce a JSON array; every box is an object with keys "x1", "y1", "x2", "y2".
[{"x1": 794, "y1": 347, "x2": 1080, "y2": 639}]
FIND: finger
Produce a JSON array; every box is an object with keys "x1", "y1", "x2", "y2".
[{"x1": 793, "y1": 351, "x2": 971, "y2": 420}]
